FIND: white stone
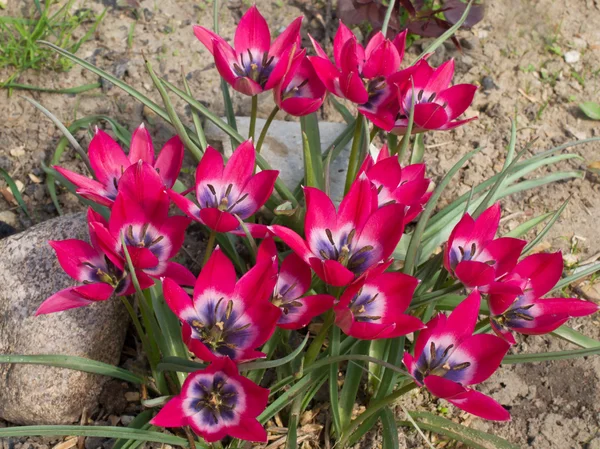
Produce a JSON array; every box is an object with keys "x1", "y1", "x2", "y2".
[
  {"x1": 204, "y1": 117, "x2": 352, "y2": 203},
  {"x1": 564, "y1": 50, "x2": 581, "y2": 64}
]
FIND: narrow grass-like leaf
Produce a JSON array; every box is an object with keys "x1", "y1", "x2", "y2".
[
  {"x1": 414, "y1": 1, "x2": 473, "y2": 62},
  {"x1": 2, "y1": 81, "x2": 100, "y2": 94},
  {"x1": 0, "y1": 426, "x2": 193, "y2": 447},
  {"x1": 503, "y1": 346, "x2": 600, "y2": 364},
  {"x1": 505, "y1": 212, "x2": 553, "y2": 238},
  {"x1": 523, "y1": 198, "x2": 569, "y2": 254},
  {"x1": 111, "y1": 410, "x2": 153, "y2": 449},
  {"x1": 144, "y1": 60, "x2": 203, "y2": 161},
  {"x1": 339, "y1": 340, "x2": 370, "y2": 430},
  {"x1": 329, "y1": 324, "x2": 342, "y2": 436},
  {"x1": 403, "y1": 147, "x2": 483, "y2": 274},
  {"x1": 329, "y1": 96, "x2": 354, "y2": 124},
  {"x1": 397, "y1": 83, "x2": 415, "y2": 162},
  {"x1": 301, "y1": 113, "x2": 324, "y2": 189},
  {"x1": 381, "y1": 407, "x2": 400, "y2": 449},
  {"x1": 552, "y1": 325, "x2": 600, "y2": 349},
  {"x1": 410, "y1": 133, "x2": 424, "y2": 164},
  {"x1": 22, "y1": 95, "x2": 92, "y2": 173},
  {"x1": 0, "y1": 167, "x2": 31, "y2": 219},
  {"x1": 503, "y1": 118, "x2": 517, "y2": 169},
  {"x1": 181, "y1": 73, "x2": 207, "y2": 151},
  {"x1": 397, "y1": 411, "x2": 519, "y2": 449},
  {"x1": 240, "y1": 333, "x2": 309, "y2": 371},
  {"x1": 0, "y1": 354, "x2": 143, "y2": 384}
]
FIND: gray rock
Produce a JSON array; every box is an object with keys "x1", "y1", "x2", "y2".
[
  {"x1": 205, "y1": 117, "x2": 351, "y2": 203},
  {"x1": 0, "y1": 213, "x2": 129, "y2": 425}
]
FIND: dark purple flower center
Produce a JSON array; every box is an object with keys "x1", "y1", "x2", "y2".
[
  {"x1": 414, "y1": 341, "x2": 471, "y2": 384},
  {"x1": 448, "y1": 242, "x2": 478, "y2": 270},
  {"x1": 272, "y1": 282, "x2": 303, "y2": 315},
  {"x1": 189, "y1": 374, "x2": 239, "y2": 425},
  {"x1": 123, "y1": 223, "x2": 167, "y2": 260},
  {"x1": 233, "y1": 49, "x2": 275, "y2": 88},
  {"x1": 349, "y1": 288, "x2": 382, "y2": 323},
  {"x1": 397, "y1": 89, "x2": 448, "y2": 120},
  {"x1": 187, "y1": 297, "x2": 253, "y2": 359},
  {"x1": 198, "y1": 183, "x2": 252, "y2": 217},
  {"x1": 282, "y1": 77, "x2": 310, "y2": 100},
  {"x1": 81, "y1": 257, "x2": 128, "y2": 293},
  {"x1": 315, "y1": 227, "x2": 375, "y2": 275},
  {"x1": 492, "y1": 296, "x2": 535, "y2": 330}
]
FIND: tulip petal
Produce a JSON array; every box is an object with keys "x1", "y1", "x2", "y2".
[
  {"x1": 128, "y1": 124, "x2": 155, "y2": 165},
  {"x1": 338, "y1": 174, "x2": 378, "y2": 231},
  {"x1": 240, "y1": 169, "x2": 278, "y2": 217},
  {"x1": 362, "y1": 39, "x2": 403, "y2": 78},
  {"x1": 199, "y1": 209, "x2": 240, "y2": 233},
  {"x1": 234, "y1": 5, "x2": 270, "y2": 56},
  {"x1": 150, "y1": 395, "x2": 187, "y2": 427},
  {"x1": 223, "y1": 140, "x2": 256, "y2": 190},
  {"x1": 168, "y1": 190, "x2": 202, "y2": 222},
  {"x1": 162, "y1": 277, "x2": 195, "y2": 320},
  {"x1": 227, "y1": 418, "x2": 268, "y2": 443},
  {"x1": 193, "y1": 25, "x2": 225, "y2": 55},
  {"x1": 333, "y1": 21, "x2": 357, "y2": 67},
  {"x1": 88, "y1": 129, "x2": 130, "y2": 186},
  {"x1": 53, "y1": 166, "x2": 114, "y2": 206},
  {"x1": 278, "y1": 294, "x2": 335, "y2": 330},
  {"x1": 308, "y1": 56, "x2": 343, "y2": 97},
  {"x1": 304, "y1": 186, "x2": 337, "y2": 247},
  {"x1": 49, "y1": 239, "x2": 104, "y2": 283},
  {"x1": 163, "y1": 262, "x2": 196, "y2": 287},
  {"x1": 355, "y1": 202, "x2": 405, "y2": 263},
  {"x1": 339, "y1": 70, "x2": 369, "y2": 104},
  {"x1": 454, "y1": 260, "x2": 496, "y2": 288},
  {"x1": 425, "y1": 59, "x2": 455, "y2": 93},
  {"x1": 424, "y1": 375, "x2": 510, "y2": 421},
  {"x1": 269, "y1": 16, "x2": 302, "y2": 58},
  {"x1": 310, "y1": 258, "x2": 355, "y2": 287},
  {"x1": 513, "y1": 252, "x2": 564, "y2": 300},
  {"x1": 278, "y1": 253, "x2": 311, "y2": 300},
  {"x1": 270, "y1": 225, "x2": 313, "y2": 263},
  {"x1": 412, "y1": 102, "x2": 450, "y2": 130},
  {"x1": 477, "y1": 237, "x2": 526, "y2": 278},
  {"x1": 155, "y1": 135, "x2": 184, "y2": 188},
  {"x1": 446, "y1": 334, "x2": 510, "y2": 385},
  {"x1": 36, "y1": 287, "x2": 101, "y2": 315},
  {"x1": 195, "y1": 248, "x2": 236, "y2": 300},
  {"x1": 437, "y1": 84, "x2": 477, "y2": 120}
]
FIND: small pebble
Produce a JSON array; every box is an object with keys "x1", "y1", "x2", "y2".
[
  {"x1": 481, "y1": 76, "x2": 498, "y2": 91},
  {"x1": 564, "y1": 50, "x2": 580, "y2": 64},
  {"x1": 124, "y1": 391, "x2": 140, "y2": 402}
]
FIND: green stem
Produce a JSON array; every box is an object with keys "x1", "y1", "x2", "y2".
[
  {"x1": 340, "y1": 381, "x2": 417, "y2": 446},
  {"x1": 329, "y1": 324, "x2": 342, "y2": 437},
  {"x1": 256, "y1": 105, "x2": 279, "y2": 153},
  {"x1": 249, "y1": 95, "x2": 258, "y2": 141},
  {"x1": 381, "y1": 0, "x2": 397, "y2": 36},
  {"x1": 304, "y1": 310, "x2": 335, "y2": 366},
  {"x1": 397, "y1": 81, "x2": 416, "y2": 163},
  {"x1": 344, "y1": 116, "x2": 364, "y2": 194},
  {"x1": 119, "y1": 296, "x2": 150, "y2": 353},
  {"x1": 203, "y1": 229, "x2": 217, "y2": 267}
]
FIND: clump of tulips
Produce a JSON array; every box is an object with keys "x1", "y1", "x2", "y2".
[{"x1": 8, "y1": 4, "x2": 600, "y2": 448}]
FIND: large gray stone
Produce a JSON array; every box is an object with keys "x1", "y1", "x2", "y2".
[
  {"x1": 205, "y1": 118, "x2": 351, "y2": 203},
  {"x1": 0, "y1": 213, "x2": 129, "y2": 425}
]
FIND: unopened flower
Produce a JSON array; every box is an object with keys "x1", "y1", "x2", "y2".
[
  {"x1": 444, "y1": 204, "x2": 526, "y2": 291},
  {"x1": 334, "y1": 261, "x2": 424, "y2": 339},
  {"x1": 55, "y1": 124, "x2": 183, "y2": 207},
  {"x1": 36, "y1": 210, "x2": 148, "y2": 315},
  {"x1": 151, "y1": 357, "x2": 269, "y2": 443},
  {"x1": 169, "y1": 141, "x2": 278, "y2": 236},
  {"x1": 274, "y1": 49, "x2": 327, "y2": 116},
  {"x1": 163, "y1": 247, "x2": 280, "y2": 363},
  {"x1": 271, "y1": 175, "x2": 405, "y2": 287},
  {"x1": 309, "y1": 23, "x2": 407, "y2": 131},
  {"x1": 357, "y1": 144, "x2": 431, "y2": 223},
  {"x1": 193, "y1": 6, "x2": 302, "y2": 96},
  {"x1": 390, "y1": 59, "x2": 477, "y2": 134},
  {"x1": 90, "y1": 162, "x2": 195, "y2": 287},
  {"x1": 257, "y1": 238, "x2": 335, "y2": 329},
  {"x1": 489, "y1": 252, "x2": 599, "y2": 344},
  {"x1": 403, "y1": 290, "x2": 511, "y2": 421}
]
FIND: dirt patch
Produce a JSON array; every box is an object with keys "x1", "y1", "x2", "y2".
[{"x1": 2, "y1": 0, "x2": 600, "y2": 447}]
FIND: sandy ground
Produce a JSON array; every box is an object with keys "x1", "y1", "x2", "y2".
[{"x1": 1, "y1": 0, "x2": 600, "y2": 447}]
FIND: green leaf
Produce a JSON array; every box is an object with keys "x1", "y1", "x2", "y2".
[
  {"x1": 523, "y1": 198, "x2": 569, "y2": 254},
  {"x1": 580, "y1": 102, "x2": 600, "y2": 120},
  {"x1": 414, "y1": 1, "x2": 473, "y2": 62},
  {"x1": 329, "y1": 96, "x2": 354, "y2": 124},
  {"x1": 503, "y1": 346, "x2": 600, "y2": 364},
  {"x1": 301, "y1": 113, "x2": 324, "y2": 190},
  {"x1": 239, "y1": 333, "x2": 309, "y2": 371},
  {"x1": 111, "y1": 410, "x2": 153, "y2": 449},
  {"x1": 505, "y1": 211, "x2": 553, "y2": 238},
  {"x1": 0, "y1": 426, "x2": 194, "y2": 447},
  {"x1": 339, "y1": 340, "x2": 370, "y2": 430},
  {"x1": 144, "y1": 60, "x2": 203, "y2": 161},
  {"x1": 0, "y1": 354, "x2": 144, "y2": 384},
  {"x1": 381, "y1": 407, "x2": 400, "y2": 449},
  {"x1": 329, "y1": 324, "x2": 342, "y2": 436},
  {"x1": 552, "y1": 325, "x2": 600, "y2": 349},
  {"x1": 403, "y1": 146, "x2": 484, "y2": 274},
  {"x1": 410, "y1": 133, "x2": 424, "y2": 164},
  {"x1": 553, "y1": 262, "x2": 600, "y2": 292},
  {"x1": 397, "y1": 411, "x2": 519, "y2": 449},
  {"x1": 302, "y1": 132, "x2": 319, "y2": 189},
  {"x1": 0, "y1": 167, "x2": 31, "y2": 219},
  {"x1": 2, "y1": 82, "x2": 100, "y2": 94}
]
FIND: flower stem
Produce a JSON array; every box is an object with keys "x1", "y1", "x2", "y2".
[
  {"x1": 344, "y1": 116, "x2": 364, "y2": 194},
  {"x1": 249, "y1": 95, "x2": 258, "y2": 141},
  {"x1": 202, "y1": 229, "x2": 217, "y2": 267},
  {"x1": 369, "y1": 125, "x2": 379, "y2": 142},
  {"x1": 304, "y1": 310, "x2": 335, "y2": 366},
  {"x1": 381, "y1": 0, "x2": 397, "y2": 36},
  {"x1": 256, "y1": 105, "x2": 279, "y2": 153}
]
